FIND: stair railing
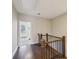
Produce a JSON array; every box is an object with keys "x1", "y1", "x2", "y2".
[{"x1": 38, "y1": 33, "x2": 66, "y2": 59}]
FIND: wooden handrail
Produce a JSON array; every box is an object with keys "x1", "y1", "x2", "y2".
[
  {"x1": 48, "y1": 35, "x2": 62, "y2": 39},
  {"x1": 38, "y1": 33, "x2": 62, "y2": 39},
  {"x1": 47, "y1": 40, "x2": 61, "y2": 43}
]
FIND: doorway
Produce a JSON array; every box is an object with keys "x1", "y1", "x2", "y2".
[{"x1": 18, "y1": 21, "x2": 31, "y2": 46}]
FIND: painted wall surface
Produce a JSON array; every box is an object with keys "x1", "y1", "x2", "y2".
[
  {"x1": 18, "y1": 15, "x2": 52, "y2": 44},
  {"x1": 51, "y1": 14, "x2": 67, "y2": 37},
  {"x1": 12, "y1": 7, "x2": 18, "y2": 54}
]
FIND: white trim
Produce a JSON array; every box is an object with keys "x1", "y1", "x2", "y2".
[{"x1": 12, "y1": 46, "x2": 18, "y2": 57}]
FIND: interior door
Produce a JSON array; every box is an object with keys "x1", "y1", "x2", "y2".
[{"x1": 19, "y1": 21, "x2": 31, "y2": 46}]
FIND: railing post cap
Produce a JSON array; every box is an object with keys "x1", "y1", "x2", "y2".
[{"x1": 62, "y1": 36, "x2": 65, "y2": 38}]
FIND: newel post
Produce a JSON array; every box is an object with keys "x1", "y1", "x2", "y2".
[
  {"x1": 46, "y1": 33, "x2": 48, "y2": 42},
  {"x1": 62, "y1": 36, "x2": 65, "y2": 57},
  {"x1": 38, "y1": 33, "x2": 40, "y2": 43},
  {"x1": 40, "y1": 33, "x2": 42, "y2": 39}
]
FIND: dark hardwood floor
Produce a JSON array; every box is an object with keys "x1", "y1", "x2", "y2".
[{"x1": 13, "y1": 44, "x2": 43, "y2": 59}]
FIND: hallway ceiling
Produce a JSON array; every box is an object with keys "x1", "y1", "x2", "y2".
[{"x1": 13, "y1": 0, "x2": 67, "y2": 19}]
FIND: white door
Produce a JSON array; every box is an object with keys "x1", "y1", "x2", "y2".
[{"x1": 19, "y1": 21, "x2": 31, "y2": 46}]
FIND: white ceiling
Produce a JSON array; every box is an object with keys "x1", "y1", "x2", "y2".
[{"x1": 13, "y1": 0, "x2": 67, "y2": 19}]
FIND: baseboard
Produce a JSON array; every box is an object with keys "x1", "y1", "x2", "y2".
[{"x1": 12, "y1": 46, "x2": 18, "y2": 57}]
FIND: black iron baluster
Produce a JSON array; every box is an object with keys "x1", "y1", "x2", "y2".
[
  {"x1": 61, "y1": 41, "x2": 62, "y2": 57},
  {"x1": 53, "y1": 42, "x2": 54, "y2": 59},
  {"x1": 45, "y1": 45, "x2": 47, "y2": 59},
  {"x1": 50, "y1": 42, "x2": 52, "y2": 59},
  {"x1": 57, "y1": 40, "x2": 58, "y2": 59},
  {"x1": 49, "y1": 43, "x2": 51, "y2": 59},
  {"x1": 49, "y1": 43, "x2": 50, "y2": 59},
  {"x1": 41, "y1": 47, "x2": 42, "y2": 59}
]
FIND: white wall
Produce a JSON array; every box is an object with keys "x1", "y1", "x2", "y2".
[
  {"x1": 12, "y1": 7, "x2": 18, "y2": 54},
  {"x1": 18, "y1": 15, "x2": 52, "y2": 44},
  {"x1": 51, "y1": 14, "x2": 67, "y2": 37}
]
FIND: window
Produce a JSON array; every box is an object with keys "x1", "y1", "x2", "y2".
[{"x1": 19, "y1": 21, "x2": 31, "y2": 39}]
